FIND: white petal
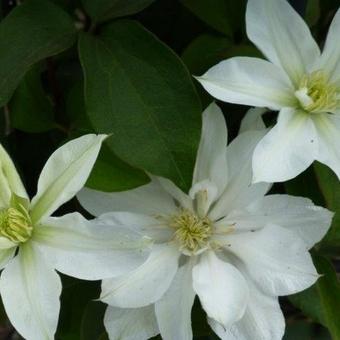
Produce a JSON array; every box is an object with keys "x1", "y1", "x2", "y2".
[
  {"x1": 30, "y1": 134, "x2": 106, "y2": 224},
  {"x1": 226, "y1": 224, "x2": 319, "y2": 296},
  {"x1": 209, "y1": 130, "x2": 270, "y2": 220},
  {"x1": 104, "y1": 305, "x2": 159, "y2": 340},
  {"x1": 313, "y1": 113, "x2": 340, "y2": 180},
  {"x1": 239, "y1": 108, "x2": 267, "y2": 134},
  {"x1": 227, "y1": 194, "x2": 333, "y2": 249},
  {"x1": 252, "y1": 108, "x2": 318, "y2": 183},
  {"x1": 197, "y1": 57, "x2": 295, "y2": 110},
  {"x1": 0, "y1": 247, "x2": 15, "y2": 269},
  {"x1": 0, "y1": 244, "x2": 61, "y2": 340},
  {"x1": 192, "y1": 251, "x2": 249, "y2": 328},
  {"x1": 78, "y1": 180, "x2": 176, "y2": 217},
  {"x1": 101, "y1": 243, "x2": 180, "y2": 308},
  {"x1": 0, "y1": 237, "x2": 17, "y2": 250},
  {"x1": 32, "y1": 213, "x2": 149, "y2": 280},
  {"x1": 155, "y1": 260, "x2": 195, "y2": 340},
  {"x1": 193, "y1": 102, "x2": 228, "y2": 193},
  {"x1": 316, "y1": 9, "x2": 340, "y2": 83},
  {"x1": 246, "y1": 0, "x2": 320, "y2": 85},
  {"x1": 95, "y1": 212, "x2": 173, "y2": 243},
  {"x1": 0, "y1": 144, "x2": 28, "y2": 208},
  {"x1": 209, "y1": 280, "x2": 284, "y2": 340}
]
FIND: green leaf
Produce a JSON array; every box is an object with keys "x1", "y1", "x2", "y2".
[
  {"x1": 290, "y1": 256, "x2": 340, "y2": 339},
  {"x1": 9, "y1": 65, "x2": 55, "y2": 133},
  {"x1": 314, "y1": 162, "x2": 340, "y2": 248},
  {"x1": 0, "y1": 0, "x2": 76, "y2": 107},
  {"x1": 180, "y1": 0, "x2": 246, "y2": 37},
  {"x1": 82, "y1": 0, "x2": 157, "y2": 23},
  {"x1": 79, "y1": 21, "x2": 202, "y2": 191}
]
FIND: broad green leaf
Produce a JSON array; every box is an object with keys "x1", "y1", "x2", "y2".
[
  {"x1": 290, "y1": 256, "x2": 340, "y2": 339},
  {"x1": 9, "y1": 65, "x2": 55, "y2": 133},
  {"x1": 180, "y1": 0, "x2": 246, "y2": 37},
  {"x1": 314, "y1": 162, "x2": 340, "y2": 247},
  {"x1": 65, "y1": 82, "x2": 150, "y2": 192},
  {"x1": 0, "y1": 0, "x2": 76, "y2": 107},
  {"x1": 82, "y1": 0, "x2": 157, "y2": 23},
  {"x1": 79, "y1": 21, "x2": 202, "y2": 191}
]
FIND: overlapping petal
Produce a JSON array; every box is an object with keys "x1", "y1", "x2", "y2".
[
  {"x1": 252, "y1": 108, "x2": 318, "y2": 183},
  {"x1": 101, "y1": 243, "x2": 180, "y2": 308},
  {"x1": 246, "y1": 0, "x2": 320, "y2": 85},
  {"x1": 0, "y1": 244, "x2": 61, "y2": 340},
  {"x1": 30, "y1": 134, "x2": 106, "y2": 224},
  {"x1": 197, "y1": 57, "x2": 295, "y2": 110},
  {"x1": 155, "y1": 261, "x2": 195, "y2": 340},
  {"x1": 32, "y1": 212, "x2": 149, "y2": 280}
]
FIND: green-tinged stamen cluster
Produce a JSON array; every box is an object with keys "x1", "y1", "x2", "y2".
[
  {"x1": 0, "y1": 205, "x2": 33, "y2": 243},
  {"x1": 170, "y1": 209, "x2": 212, "y2": 253},
  {"x1": 296, "y1": 70, "x2": 339, "y2": 113}
]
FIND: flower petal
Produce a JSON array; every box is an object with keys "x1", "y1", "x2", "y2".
[
  {"x1": 226, "y1": 194, "x2": 333, "y2": 249},
  {"x1": 226, "y1": 224, "x2": 319, "y2": 296},
  {"x1": 0, "y1": 144, "x2": 28, "y2": 208},
  {"x1": 209, "y1": 280, "x2": 284, "y2": 340},
  {"x1": 155, "y1": 260, "x2": 195, "y2": 340},
  {"x1": 313, "y1": 113, "x2": 340, "y2": 180},
  {"x1": 32, "y1": 212, "x2": 149, "y2": 280},
  {"x1": 0, "y1": 247, "x2": 16, "y2": 269},
  {"x1": 246, "y1": 0, "x2": 320, "y2": 85},
  {"x1": 192, "y1": 251, "x2": 249, "y2": 328},
  {"x1": 197, "y1": 57, "x2": 295, "y2": 110},
  {"x1": 101, "y1": 243, "x2": 180, "y2": 308},
  {"x1": 315, "y1": 9, "x2": 340, "y2": 83},
  {"x1": 209, "y1": 130, "x2": 270, "y2": 220},
  {"x1": 0, "y1": 244, "x2": 61, "y2": 340},
  {"x1": 78, "y1": 180, "x2": 176, "y2": 217},
  {"x1": 252, "y1": 108, "x2": 318, "y2": 183},
  {"x1": 239, "y1": 108, "x2": 267, "y2": 134},
  {"x1": 104, "y1": 306, "x2": 159, "y2": 340},
  {"x1": 193, "y1": 102, "x2": 228, "y2": 193},
  {"x1": 30, "y1": 134, "x2": 106, "y2": 224}
]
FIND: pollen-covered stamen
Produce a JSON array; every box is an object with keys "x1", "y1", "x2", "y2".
[
  {"x1": 295, "y1": 70, "x2": 339, "y2": 113},
  {"x1": 170, "y1": 209, "x2": 212, "y2": 253},
  {"x1": 0, "y1": 204, "x2": 33, "y2": 243}
]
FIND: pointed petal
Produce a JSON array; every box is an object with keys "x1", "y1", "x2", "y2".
[
  {"x1": 32, "y1": 212, "x2": 149, "y2": 280},
  {"x1": 252, "y1": 108, "x2": 318, "y2": 183},
  {"x1": 209, "y1": 130, "x2": 270, "y2": 220},
  {"x1": 78, "y1": 180, "x2": 176, "y2": 217},
  {"x1": 209, "y1": 281, "x2": 284, "y2": 340},
  {"x1": 104, "y1": 306, "x2": 159, "y2": 340},
  {"x1": 192, "y1": 251, "x2": 248, "y2": 328},
  {"x1": 101, "y1": 243, "x2": 180, "y2": 308},
  {"x1": 193, "y1": 102, "x2": 228, "y2": 193},
  {"x1": 246, "y1": 0, "x2": 320, "y2": 85},
  {"x1": 239, "y1": 108, "x2": 267, "y2": 134},
  {"x1": 197, "y1": 57, "x2": 295, "y2": 110},
  {"x1": 0, "y1": 247, "x2": 15, "y2": 269},
  {"x1": 226, "y1": 224, "x2": 319, "y2": 296},
  {"x1": 155, "y1": 260, "x2": 195, "y2": 340},
  {"x1": 30, "y1": 134, "x2": 106, "y2": 224},
  {"x1": 0, "y1": 144, "x2": 28, "y2": 208},
  {"x1": 227, "y1": 194, "x2": 333, "y2": 249},
  {"x1": 316, "y1": 9, "x2": 340, "y2": 83},
  {"x1": 0, "y1": 244, "x2": 61, "y2": 340},
  {"x1": 313, "y1": 113, "x2": 340, "y2": 180}
]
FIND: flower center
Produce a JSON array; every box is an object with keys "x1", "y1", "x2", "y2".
[
  {"x1": 0, "y1": 205, "x2": 33, "y2": 243},
  {"x1": 170, "y1": 209, "x2": 212, "y2": 254},
  {"x1": 295, "y1": 70, "x2": 339, "y2": 113}
]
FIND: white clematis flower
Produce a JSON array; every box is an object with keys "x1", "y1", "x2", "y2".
[
  {"x1": 0, "y1": 134, "x2": 149, "y2": 340},
  {"x1": 197, "y1": 0, "x2": 340, "y2": 183},
  {"x1": 78, "y1": 103, "x2": 333, "y2": 340}
]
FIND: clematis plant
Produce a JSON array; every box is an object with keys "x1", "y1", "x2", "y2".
[
  {"x1": 78, "y1": 103, "x2": 333, "y2": 340},
  {"x1": 197, "y1": 0, "x2": 340, "y2": 183},
  {"x1": 0, "y1": 134, "x2": 149, "y2": 340}
]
